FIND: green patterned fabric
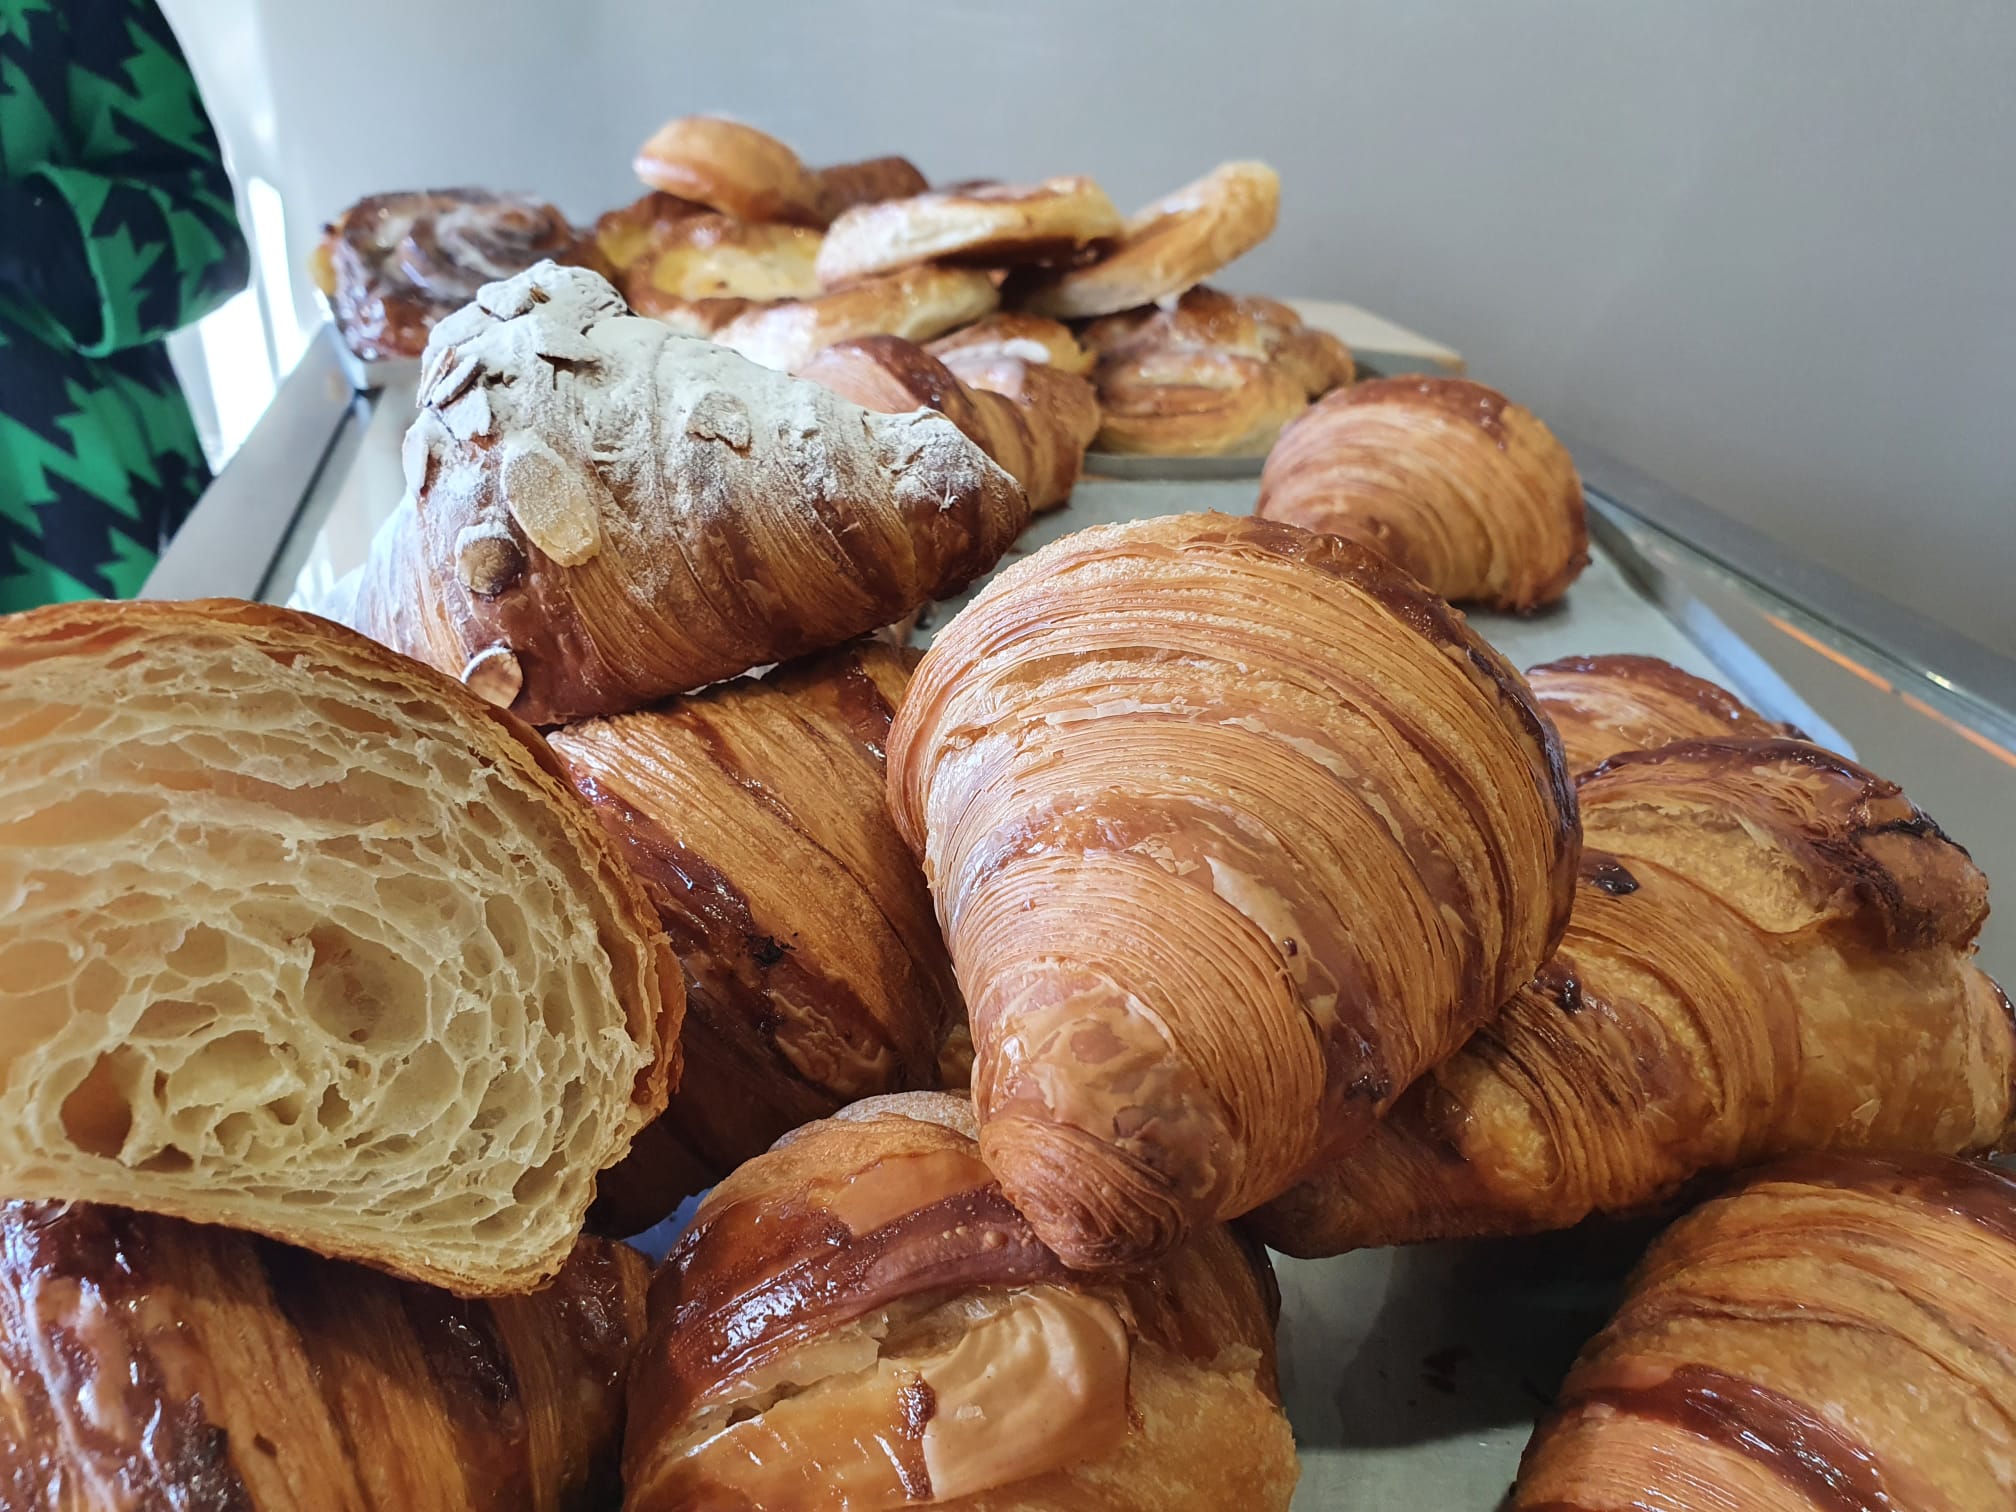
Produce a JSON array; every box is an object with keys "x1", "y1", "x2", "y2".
[{"x1": 0, "y1": 0, "x2": 247, "y2": 611}]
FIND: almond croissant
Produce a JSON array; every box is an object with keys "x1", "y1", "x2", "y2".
[
  {"x1": 0, "y1": 1201, "x2": 647, "y2": 1511},
  {"x1": 1528, "y1": 652, "x2": 1801, "y2": 773},
  {"x1": 1255, "y1": 376, "x2": 1589, "y2": 612},
  {"x1": 547, "y1": 643, "x2": 963, "y2": 1234},
  {"x1": 798, "y1": 334, "x2": 1099, "y2": 513},
  {"x1": 1512, "y1": 1153, "x2": 2016, "y2": 1510},
  {"x1": 887, "y1": 513, "x2": 1578, "y2": 1268},
  {"x1": 622, "y1": 1092, "x2": 1298, "y2": 1511},
  {"x1": 1252, "y1": 739, "x2": 2014, "y2": 1256},
  {"x1": 346, "y1": 262, "x2": 1027, "y2": 725}
]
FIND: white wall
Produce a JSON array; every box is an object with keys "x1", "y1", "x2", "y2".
[{"x1": 167, "y1": 0, "x2": 2016, "y2": 655}]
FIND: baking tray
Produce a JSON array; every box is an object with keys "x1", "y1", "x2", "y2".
[{"x1": 284, "y1": 397, "x2": 1841, "y2": 1509}]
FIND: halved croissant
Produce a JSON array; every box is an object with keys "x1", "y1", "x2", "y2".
[
  {"x1": 622, "y1": 1092, "x2": 1298, "y2": 1511},
  {"x1": 1255, "y1": 376, "x2": 1589, "y2": 612},
  {"x1": 0, "y1": 1201, "x2": 647, "y2": 1511},
  {"x1": 0, "y1": 599, "x2": 680, "y2": 1293},
  {"x1": 1252, "y1": 738, "x2": 2014, "y2": 1256},
  {"x1": 548, "y1": 643, "x2": 963, "y2": 1234},
  {"x1": 798, "y1": 334, "x2": 1098, "y2": 513},
  {"x1": 1528, "y1": 652, "x2": 1801, "y2": 773},
  {"x1": 887, "y1": 513, "x2": 1578, "y2": 1267},
  {"x1": 1512, "y1": 1154, "x2": 2016, "y2": 1510},
  {"x1": 345, "y1": 262, "x2": 1026, "y2": 725}
]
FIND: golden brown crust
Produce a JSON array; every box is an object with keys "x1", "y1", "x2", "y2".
[
  {"x1": 886, "y1": 513, "x2": 1577, "y2": 1267},
  {"x1": 1526, "y1": 653, "x2": 1803, "y2": 773},
  {"x1": 717, "y1": 263, "x2": 1001, "y2": 372},
  {"x1": 1093, "y1": 347, "x2": 1308, "y2": 456},
  {"x1": 591, "y1": 190, "x2": 708, "y2": 277},
  {"x1": 1014, "y1": 162, "x2": 1281, "y2": 320},
  {"x1": 0, "y1": 1202, "x2": 647, "y2": 1512},
  {"x1": 928, "y1": 312, "x2": 1094, "y2": 375},
  {"x1": 1511, "y1": 1154, "x2": 2016, "y2": 1510},
  {"x1": 798, "y1": 335, "x2": 1096, "y2": 513},
  {"x1": 621, "y1": 1097, "x2": 1295, "y2": 1511},
  {"x1": 814, "y1": 176, "x2": 1123, "y2": 286},
  {"x1": 1253, "y1": 738, "x2": 2012, "y2": 1256},
  {"x1": 549, "y1": 643, "x2": 962, "y2": 1233},
  {"x1": 347, "y1": 263, "x2": 1027, "y2": 725},
  {"x1": 0, "y1": 597, "x2": 682, "y2": 1293},
  {"x1": 1256, "y1": 375, "x2": 1590, "y2": 612},
  {"x1": 631, "y1": 116, "x2": 825, "y2": 226},
  {"x1": 319, "y1": 189, "x2": 591, "y2": 361},
  {"x1": 810, "y1": 154, "x2": 930, "y2": 221}
]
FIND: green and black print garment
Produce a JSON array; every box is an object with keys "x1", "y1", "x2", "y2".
[{"x1": 0, "y1": 0, "x2": 247, "y2": 610}]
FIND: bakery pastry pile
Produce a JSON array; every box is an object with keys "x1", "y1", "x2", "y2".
[{"x1": 7, "y1": 130, "x2": 2011, "y2": 1511}]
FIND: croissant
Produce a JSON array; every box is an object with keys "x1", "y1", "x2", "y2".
[
  {"x1": 886, "y1": 513, "x2": 1578, "y2": 1267},
  {"x1": 0, "y1": 1201, "x2": 646, "y2": 1511},
  {"x1": 1092, "y1": 345, "x2": 1308, "y2": 456},
  {"x1": 1255, "y1": 376, "x2": 1590, "y2": 612},
  {"x1": 622, "y1": 1092, "x2": 1298, "y2": 1511},
  {"x1": 798, "y1": 334, "x2": 1097, "y2": 513},
  {"x1": 1511, "y1": 1153, "x2": 2016, "y2": 1510},
  {"x1": 1527, "y1": 652, "x2": 1802, "y2": 773},
  {"x1": 344, "y1": 262, "x2": 1026, "y2": 724},
  {"x1": 716, "y1": 263, "x2": 1001, "y2": 373},
  {"x1": 547, "y1": 642, "x2": 963, "y2": 1234},
  {"x1": 0, "y1": 598, "x2": 678, "y2": 1292},
  {"x1": 1251, "y1": 738, "x2": 2014, "y2": 1256}
]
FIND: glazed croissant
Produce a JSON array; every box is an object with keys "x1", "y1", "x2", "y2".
[
  {"x1": 798, "y1": 334, "x2": 1098, "y2": 513},
  {"x1": 1254, "y1": 376, "x2": 1590, "y2": 612},
  {"x1": 1528, "y1": 652, "x2": 1801, "y2": 773},
  {"x1": 622, "y1": 1092, "x2": 1298, "y2": 1511},
  {"x1": 1512, "y1": 1153, "x2": 2016, "y2": 1510},
  {"x1": 0, "y1": 599, "x2": 678, "y2": 1294},
  {"x1": 547, "y1": 642, "x2": 963, "y2": 1235},
  {"x1": 345, "y1": 262, "x2": 1026, "y2": 724},
  {"x1": 887, "y1": 514, "x2": 1578, "y2": 1267},
  {"x1": 1252, "y1": 738, "x2": 2014, "y2": 1256},
  {"x1": 0, "y1": 1201, "x2": 648, "y2": 1512}
]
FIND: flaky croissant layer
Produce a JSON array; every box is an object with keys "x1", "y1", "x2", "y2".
[
  {"x1": 888, "y1": 513, "x2": 1577, "y2": 1268},
  {"x1": 1254, "y1": 737, "x2": 2013, "y2": 1256},
  {"x1": 1512, "y1": 1154, "x2": 2016, "y2": 1510}
]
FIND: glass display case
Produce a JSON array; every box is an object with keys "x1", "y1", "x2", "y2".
[{"x1": 141, "y1": 319, "x2": 2016, "y2": 1509}]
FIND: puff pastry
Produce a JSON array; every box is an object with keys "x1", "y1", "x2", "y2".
[
  {"x1": 0, "y1": 1202, "x2": 646, "y2": 1511},
  {"x1": 615, "y1": 212, "x2": 824, "y2": 332},
  {"x1": 926, "y1": 312, "x2": 1094, "y2": 375},
  {"x1": 315, "y1": 189, "x2": 591, "y2": 361},
  {"x1": 592, "y1": 190, "x2": 707, "y2": 279},
  {"x1": 716, "y1": 263, "x2": 1001, "y2": 372},
  {"x1": 632, "y1": 115, "x2": 826, "y2": 226},
  {"x1": 1092, "y1": 346, "x2": 1308, "y2": 456},
  {"x1": 1256, "y1": 376, "x2": 1590, "y2": 612},
  {"x1": 548, "y1": 643, "x2": 962, "y2": 1234},
  {"x1": 887, "y1": 514, "x2": 1577, "y2": 1266},
  {"x1": 1253, "y1": 738, "x2": 2014, "y2": 1256},
  {"x1": 1511, "y1": 1154, "x2": 2016, "y2": 1510},
  {"x1": 345, "y1": 263, "x2": 1025, "y2": 724},
  {"x1": 0, "y1": 599, "x2": 679, "y2": 1293},
  {"x1": 1015, "y1": 161, "x2": 1281, "y2": 319},
  {"x1": 814, "y1": 176, "x2": 1123, "y2": 286},
  {"x1": 622, "y1": 1092, "x2": 1298, "y2": 1510},
  {"x1": 799, "y1": 335, "x2": 1098, "y2": 513},
  {"x1": 1527, "y1": 652, "x2": 1802, "y2": 773},
  {"x1": 1081, "y1": 287, "x2": 1348, "y2": 396}
]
